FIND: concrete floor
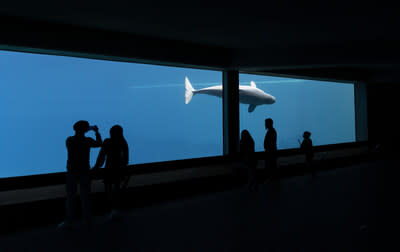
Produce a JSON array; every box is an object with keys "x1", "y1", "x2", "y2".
[{"x1": 0, "y1": 159, "x2": 392, "y2": 251}]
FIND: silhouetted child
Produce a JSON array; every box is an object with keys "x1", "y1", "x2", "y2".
[
  {"x1": 240, "y1": 130, "x2": 258, "y2": 191},
  {"x1": 58, "y1": 120, "x2": 102, "y2": 230},
  {"x1": 300, "y1": 131, "x2": 314, "y2": 176},
  {"x1": 93, "y1": 125, "x2": 129, "y2": 220}
]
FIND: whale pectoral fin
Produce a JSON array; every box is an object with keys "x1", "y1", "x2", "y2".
[{"x1": 248, "y1": 104, "x2": 256, "y2": 113}]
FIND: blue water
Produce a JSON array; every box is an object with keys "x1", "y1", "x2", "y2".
[
  {"x1": 0, "y1": 50, "x2": 355, "y2": 178},
  {"x1": 239, "y1": 74, "x2": 355, "y2": 151}
]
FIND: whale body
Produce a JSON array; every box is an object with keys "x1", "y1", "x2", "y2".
[{"x1": 185, "y1": 77, "x2": 275, "y2": 112}]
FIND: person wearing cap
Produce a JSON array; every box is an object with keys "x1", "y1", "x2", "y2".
[{"x1": 58, "y1": 120, "x2": 102, "y2": 230}]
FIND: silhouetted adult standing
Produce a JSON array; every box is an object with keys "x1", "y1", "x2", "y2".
[
  {"x1": 301, "y1": 131, "x2": 314, "y2": 177},
  {"x1": 58, "y1": 120, "x2": 102, "y2": 230},
  {"x1": 240, "y1": 130, "x2": 258, "y2": 191},
  {"x1": 93, "y1": 125, "x2": 129, "y2": 220},
  {"x1": 264, "y1": 118, "x2": 278, "y2": 181}
]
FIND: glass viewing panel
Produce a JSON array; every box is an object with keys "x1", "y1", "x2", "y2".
[
  {"x1": 239, "y1": 73, "x2": 356, "y2": 152},
  {"x1": 0, "y1": 50, "x2": 222, "y2": 178}
]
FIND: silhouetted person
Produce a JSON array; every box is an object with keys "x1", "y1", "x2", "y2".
[
  {"x1": 93, "y1": 125, "x2": 129, "y2": 220},
  {"x1": 264, "y1": 118, "x2": 278, "y2": 181},
  {"x1": 58, "y1": 120, "x2": 102, "y2": 230},
  {"x1": 240, "y1": 130, "x2": 258, "y2": 191},
  {"x1": 301, "y1": 131, "x2": 314, "y2": 177}
]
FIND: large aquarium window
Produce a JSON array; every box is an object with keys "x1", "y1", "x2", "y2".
[
  {"x1": 0, "y1": 50, "x2": 222, "y2": 178},
  {"x1": 239, "y1": 73, "x2": 356, "y2": 152}
]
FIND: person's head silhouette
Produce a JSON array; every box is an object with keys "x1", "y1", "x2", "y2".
[
  {"x1": 303, "y1": 131, "x2": 311, "y2": 139},
  {"x1": 241, "y1": 129, "x2": 251, "y2": 141},
  {"x1": 73, "y1": 120, "x2": 90, "y2": 136},
  {"x1": 110, "y1": 124, "x2": 124, "y2": 140},
  {"x1": 265, "y1": 118, "x2": 273, "y2": 130}
]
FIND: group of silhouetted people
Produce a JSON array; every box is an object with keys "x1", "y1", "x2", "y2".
[
  {"x1": 59, "y1": 118, "x2": 314, "y2": 229},
  {"x1": 240, "y1": 118, "x2": 314, "y2": 191},
  {"x1": 58, "y1": 120, "x2": 129, "y2": 230}
]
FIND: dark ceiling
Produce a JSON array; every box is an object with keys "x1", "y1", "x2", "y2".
[{"x1": 1, "y1": 1, "x2": 400, "y2": 82}]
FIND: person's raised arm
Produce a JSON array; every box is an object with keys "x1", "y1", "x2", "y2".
[{"x1": 90, "y1": 125, "x2": 102, "y2": 147}]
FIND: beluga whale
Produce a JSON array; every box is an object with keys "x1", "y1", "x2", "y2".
[{"x1": 185, "y1": 76, "x2": 275, "y2": 112}]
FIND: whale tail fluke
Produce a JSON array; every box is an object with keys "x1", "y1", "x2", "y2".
[{"x1": 185, "y1": 76, "x2": 195, "y2": 104}]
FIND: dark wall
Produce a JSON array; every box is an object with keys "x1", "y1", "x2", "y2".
[
  {"x1": 367, "y1": 82, "x2": 400, "y2": 151},
  {"x1": 0, "y1": 15, "x2": 231, "y2": 70}
]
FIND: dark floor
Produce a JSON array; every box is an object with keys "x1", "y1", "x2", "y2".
[{"x1": 0, "y1": 159, "x2": 396, "y2": 251}]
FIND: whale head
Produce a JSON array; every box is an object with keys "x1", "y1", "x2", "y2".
[
  {"x1": 270, "y1": 95, "x2": 276, "y2": 104},
  {"x1": 263, "y1": 93, "x2": 276, "y2": 104}
]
